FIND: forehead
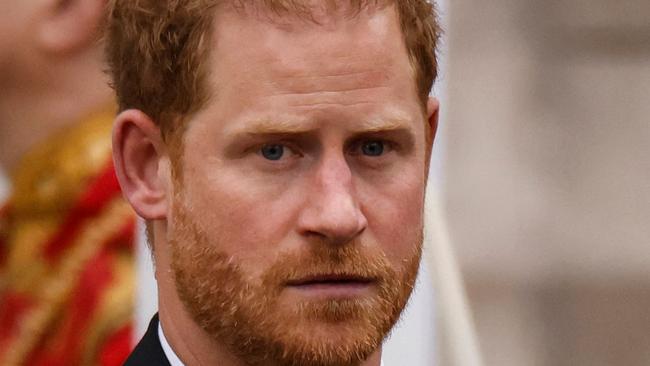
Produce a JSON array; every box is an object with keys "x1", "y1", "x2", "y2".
[{"x1": 208, "y1": 3, "x2": 416, "y2": 97}]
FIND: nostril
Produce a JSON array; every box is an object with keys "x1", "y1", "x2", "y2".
[
  {"x1": 297, "y1": 184, "x2": 367, "y2": 243},
  {"x1": 299, "y1": 221, "x2": 366, "y2": 246}
]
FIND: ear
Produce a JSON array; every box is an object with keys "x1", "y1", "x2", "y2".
[
  {"x1": 426, "y1": 97, "x2": 440, "y2": 153},
  {"x1": 38, "y1": 0, "x2": 106, "y2": 54},
  {"x1": 112, "y1": 109, "x2": 170, "y2": 220}
]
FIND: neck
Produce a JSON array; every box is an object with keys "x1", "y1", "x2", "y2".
[{"x1": 0, "y1": 47, "x2": 113, "y2": 172}]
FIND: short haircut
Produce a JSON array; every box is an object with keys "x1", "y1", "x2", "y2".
[{"x1": 105, "y1": 0, "x2": 441, "y2": 141}]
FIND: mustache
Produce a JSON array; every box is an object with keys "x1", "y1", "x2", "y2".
[{"x1": 262, "y1": 244, "x2": 395, "y2": 286}]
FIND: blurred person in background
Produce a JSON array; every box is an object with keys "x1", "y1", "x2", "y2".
[{"x1": 0, "y1": 1, "x2": 135, "y2": 365}]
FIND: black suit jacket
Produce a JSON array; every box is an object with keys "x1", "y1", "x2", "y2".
[{"x1": 123, "y1": 314, "x2": 172, "y2": 366}]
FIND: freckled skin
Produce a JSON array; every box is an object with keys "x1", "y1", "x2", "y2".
[{"x1": 159, "y1": 4, "x2": 436, "y2": 366}]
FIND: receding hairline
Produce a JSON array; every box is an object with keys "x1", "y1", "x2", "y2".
[
  {"x1": 202, "y1": 0, "x2": 422, "y2": 119},
  {"x1": 225, "y1": 0, "x2": 392, "y2": 19},
  {"x1": 205, "y1": 0, "x2": 399, "y2": 43},
  {"x1": 106, "y1": 0, "x2": 438, "y2": 140}
]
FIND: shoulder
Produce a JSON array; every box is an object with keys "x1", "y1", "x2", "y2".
[{"x1": 124, "y1": 314, "x2": 171, "y2": 366}]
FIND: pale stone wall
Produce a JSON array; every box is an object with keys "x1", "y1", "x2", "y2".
[{"x1": 443, "y1": 1, "x2": 650, "y2": 365}]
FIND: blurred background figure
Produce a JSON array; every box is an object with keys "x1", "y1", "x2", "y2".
[
  {"x1": 442, "y1": 1, "x2": 650, "y2": 365},
  {"x1": 0, "y1": 1, "x2": 135, "y2": 365}
]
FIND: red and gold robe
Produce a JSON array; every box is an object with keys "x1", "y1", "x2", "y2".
[{"x1": 0, "y1": 107, "x2": 135, "y2": 366}]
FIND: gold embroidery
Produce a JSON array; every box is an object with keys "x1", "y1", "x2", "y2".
[
  {"x1": 2, "y1": 107, "x2": 116, "y2": 294},
  {"x1": 10, "y1": 106, "x2": 115, "y2": 217},
  {"x1": 82, "y1": 252, "x2": 136, "y2": 366},
  {"x1": 2, "y1": 199, "x2": 133, "y2": 366}
]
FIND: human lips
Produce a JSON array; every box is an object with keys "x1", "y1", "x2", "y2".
[{"x1": 284, "y1": 274, "x2": 377, "y2": 298}]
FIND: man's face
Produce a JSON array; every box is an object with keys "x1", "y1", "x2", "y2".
[{"x1": 168, "y1": 4, "x2": 432, "y2": 366}]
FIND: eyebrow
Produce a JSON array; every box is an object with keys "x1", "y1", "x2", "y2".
[
  {"x1": 231, "y1": 119, "x2": 316, "y2": 136},
  {"x1": 354, "y1": 118, "x2": 414, "y2": 134},
  {"x1": 229, "y1": 118, "x2": 416, "y2": 137}
]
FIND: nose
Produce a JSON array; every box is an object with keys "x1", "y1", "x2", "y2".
[{"x1": 297, "y1": 153, "x2": 368, "y2": 245}]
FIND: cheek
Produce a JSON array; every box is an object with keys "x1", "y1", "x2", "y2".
[
  {"x1": 359, "y1": 167, "x2": 425, "y2": 262},
  {"x1": 179, "y1": 158, "x2": 302, "y2": 266}
]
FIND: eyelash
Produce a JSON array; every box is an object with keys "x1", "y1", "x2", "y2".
[
  {"x1": 254, "y1": 141, "x2": 302, "y2": 160},
  {"x1": 349, "y1": 139, "x2": 396, "y2": 156},
  {"x1": 251, "y1": 139, "x2": 397, "y2": 161}
]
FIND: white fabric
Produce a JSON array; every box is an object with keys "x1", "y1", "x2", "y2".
[
  {"x1": 158, "y1": 323, "x2": 185, "y2": 366},
  {"x1": 382, "y1": 262, "x2": 436, "y2": 366}
]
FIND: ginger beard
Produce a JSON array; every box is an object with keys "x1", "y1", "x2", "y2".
[{"x1": 169, "y1": 193, "x2": 423, "y2": 366}]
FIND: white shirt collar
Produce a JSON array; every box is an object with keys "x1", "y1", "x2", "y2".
[
  {"x1": 158, "y1": 321, "x2": 385, "y2": 366},
  {"x1": 158, "y1": 322, "x2": 186, "y2": 366}
]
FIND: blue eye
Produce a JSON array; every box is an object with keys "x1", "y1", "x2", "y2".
[
  {"x1": 361, "y1": 141, "x2": 385, "y2": 156},
  {"x1": 260, "y1": 144, "x2": 285, "y2": 161}
]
